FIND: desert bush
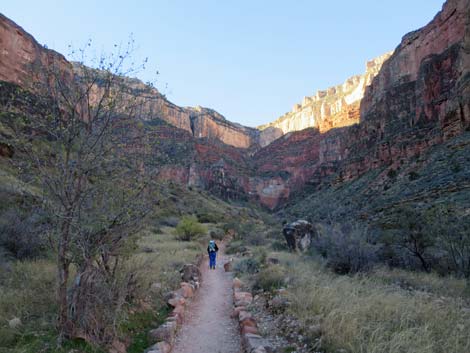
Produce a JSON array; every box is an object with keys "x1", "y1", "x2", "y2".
[
  {"x1": 379, "y1": 207, "x2": 435, "y2": 272},
  {"x1": 313, "y1": 223, "x2": 380, "y2": 274},
  {"x1": 159, "y1": 216, "x2": 180, "y2": 227},
  {"x1": 425, "y1": 205, "x2": 470, "y2": 277},
  {"x1": 225, "y1": 241, "x2": 247, "y2": 255},
  {"x1": 174, "y1": 215, "x2": 207, "y2": 241},
  {"x1": 253, "y1": 265, "x2": 286, "y2": 292},
  {"x1": 209, "y1": 228, "x2": 225, "y2": 241},
  {"x1": 196, "y1": 212, "x2": 220, "y2": 223},
  {"x1": 234, "y1": 257, "x2": 261, "y2": 275},
  {"x1": 271, "y1": 239, "x2": 288, "y2": 251},
  {"x1": 0, "y1": 208, "x2": 49, "y2": 260}
]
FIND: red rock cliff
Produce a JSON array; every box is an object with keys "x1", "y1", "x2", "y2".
[
  {"x1": 250, "y1": 0, "x2": 470, "y2": 208},
  {"x1": 0, "y1": 14, "x2": 259, "y2": 149}
]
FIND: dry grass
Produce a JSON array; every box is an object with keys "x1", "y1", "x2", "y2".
[
  {"x1": 271, "y1": 253, "x2": 470, "y2": 353},
  {"x1": 0, "y1": 260, "x2": 57, "y2": 346},
  {"x1": 0, "y1": 225, "x2": 205, "y2": 352},
  {"x1": 128, "y1": 226, "x2": 204, "y2": 304}
]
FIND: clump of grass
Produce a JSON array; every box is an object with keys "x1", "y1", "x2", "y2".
[
  {"x1": 282, "y1": 255, "x2": 470, "y2": 353},
  {"x1": 253, "y1": 265, "x2": 286, "y2": 292},
  {"x1": 0, "y1": 259, "x2": 57, "y2": 347},
  {"x1": 371, "y1": 267, "x2": 469, "y2": 300}
]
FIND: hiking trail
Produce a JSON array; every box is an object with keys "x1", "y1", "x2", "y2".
[{"x1": 171, "y1": 244, "x2": 241, "y2": 353}]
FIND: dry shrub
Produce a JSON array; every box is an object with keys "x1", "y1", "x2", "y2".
[
  {"x1": 313, "y1": 223, "x2": 380, "y2": 274},
  {"x1": 0, "y1": 208, "x2": 49, "y2": 260}
]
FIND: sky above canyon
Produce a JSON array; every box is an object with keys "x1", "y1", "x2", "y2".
[{"x1": 3, "y1": 0, "x2": 443, "y2": 127}]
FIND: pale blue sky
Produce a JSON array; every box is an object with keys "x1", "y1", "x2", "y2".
[{"x1": 3, "y1": 1, "x2": 443, "y2": 127}]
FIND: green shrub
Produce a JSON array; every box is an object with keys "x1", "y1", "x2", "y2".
[
  {"x1": 209, "y1": 228, "x2": 225, "y2": 241},
  {"x1": 173, "y1": 215, "x2": 207, "y2": 241},
  {"x1": 225, "y1": 241, "x2": 247, "y2": 255},
  {"x1": 196, "y1": 212, "x2": 220, "y2": 223},
  {"x1": 271, "y1": 239, "x2": 288, "y2": 251},
  {"x1": 408, "y1": 171, "x2": 420, "y2": 180},
  {"x1": 234, "y1": 257, "x2": 261, "y2": 275},
  {"x1": 387, "y1": 168, "x2": 398, "y2": 179},
  {"x1": 253, "y1": 265, "x2": 286, "y2": 292}
]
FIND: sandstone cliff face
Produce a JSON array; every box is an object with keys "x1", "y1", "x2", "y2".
[
  {"x1": 250, "y1": 0, "x2": 470, "y2": 208},
  {"x1": 0, "y1": 14, "x2": 71, "y2": 86},
  {"x1": 0, "y1": 14, "x2": 258, "y2": 149},
  {"x1": 258, "y1": 52, "x2": 392, "y2": 146}
]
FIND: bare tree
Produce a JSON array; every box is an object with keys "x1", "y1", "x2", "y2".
[
  {"x1": 382, "y1": 207, "x2": 434, "y2": 272},
  {"x1": 427, "y1": 205, "x2": 470, "y2": 277},
  {"x1": 3, "y1": 42, "x2": 157, "y2": 346}
]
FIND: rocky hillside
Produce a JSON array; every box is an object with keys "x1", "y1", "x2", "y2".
[{"x1": 258, "y1": 52, "x2": 392, "y2": 146}]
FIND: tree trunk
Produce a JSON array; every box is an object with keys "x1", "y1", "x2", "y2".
[{"x1": 57, "y1": 217, "x2": 72, "y2": 343}]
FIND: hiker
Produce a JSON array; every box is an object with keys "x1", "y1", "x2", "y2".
[{"x1": 207, "y1": 240, "x2": 219, "y2": 269}]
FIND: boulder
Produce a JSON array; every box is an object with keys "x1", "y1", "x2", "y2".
[
  {"x1": 148, "y1": 321, "x2": 177, "y2": 344},
  {"x1": 283, "y1": 220, "x2": 315, "y2": 252},
  {"x1": 267, "y1": 257, "x2": 280, "y2": 265},
  {"x1": 180, "y1": 282, "x2": 194, "y2": 298},
  {"x1": 231, "y1": 306, "x2": 246, "y2": 318},
  {"x1": 240, "y1": 317, "x2": 258, "y2": 329},
  {"x1": 224, "y1": 261, "x2": 233, "y2": 272},
  {"x1": 179, "y1": 264, "x2": 201, "y2": 282},
  {"x1": 144, "y1": 341, "x2": 171, "y2": 353},
  {"x1": 109, "y1": 339, "x2": 127, "y2": 353},
  {"x1": 167, "y1": 294, "x2": 185, "y2": 308},
  {"x1": 242, "y1": 333, "x2": 268, "y2": 353},
  {"x1": 8, "y1": 317, "x2": 21, "y2": 329},
  {"x1": 150, "y1": 282, "x2": 162, "y2": 294},
  {"x1": 234, "y1": 291, "x2": 253, "y2": 307},
  {"x1": 238, "y1": 310, "x2": 252, "y2": 322},
  {"x1": 241, "y1": 325, "x2": 259, "y2": 335},
  {"x1": 233, "y1": 277, "x2": 243, "y2": 289},
  {"x1": 268, "y1": 296, "x2": 289, "y2": 313}
]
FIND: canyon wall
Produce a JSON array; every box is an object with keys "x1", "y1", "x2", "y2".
[
  {"x1": 257, "y1": 52, "x2": 392, "y2": 146},
  {"x1": 1, "y1": 0, "x2": 469, "y2": 210},
  {"x1": 0, "y1": 14, "x2": 259, "y2": 149},
  {"x1": 250, "y1": 0, "x2": 470, "y2": 208}
]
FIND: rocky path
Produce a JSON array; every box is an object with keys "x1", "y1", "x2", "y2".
[{"x1": 171, "y1": 244, "x2": 241, "y2": 353}]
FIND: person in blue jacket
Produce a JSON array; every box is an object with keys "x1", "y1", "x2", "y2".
[{"x1": 207, "y1": 240, "x2": 219, "y2": 269}]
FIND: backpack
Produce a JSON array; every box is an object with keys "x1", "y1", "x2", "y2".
[{"x1": 208, "y1": 242, "x2": 216, "y2": 252}]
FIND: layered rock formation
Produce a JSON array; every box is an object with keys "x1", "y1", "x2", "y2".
[
  {"x1": 258, "y1": 52, "x2": 392, "y2": 146},
  {"x1": 250, "y1": 0, "x2": 470, "y2": 208},
  {"x1": 1, "y1": 0, "x2": 469, "y2": 210},
  {"x1": 0, "y1": 14, "x2": 259, "y2": 149}
]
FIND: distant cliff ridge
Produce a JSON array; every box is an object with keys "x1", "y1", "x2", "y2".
[
  {"x1": 0, "y1": 14, "x2": 259, "y2": 149},
  {"x1": 257, "y1": 52, "x2": 392, "y2": 146}
]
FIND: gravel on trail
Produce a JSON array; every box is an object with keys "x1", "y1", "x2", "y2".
[{"x1": 171, "y1": 245, "x2": 241, "y2": 353}]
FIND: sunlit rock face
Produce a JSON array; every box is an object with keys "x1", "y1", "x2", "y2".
[
  {"x1": 0, "y1": 14, "x2": 72, "y2": 86},
  {"x1": 251, "y1": 0, "x2": 470, "y2": 208},
  {"x1": 257, "y1": 52, "x2": 392, "y2": 146}
]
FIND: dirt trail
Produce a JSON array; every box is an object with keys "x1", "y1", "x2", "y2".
[{"x1": 172, "y1": 244, "x2": 241, "y2": 353}]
